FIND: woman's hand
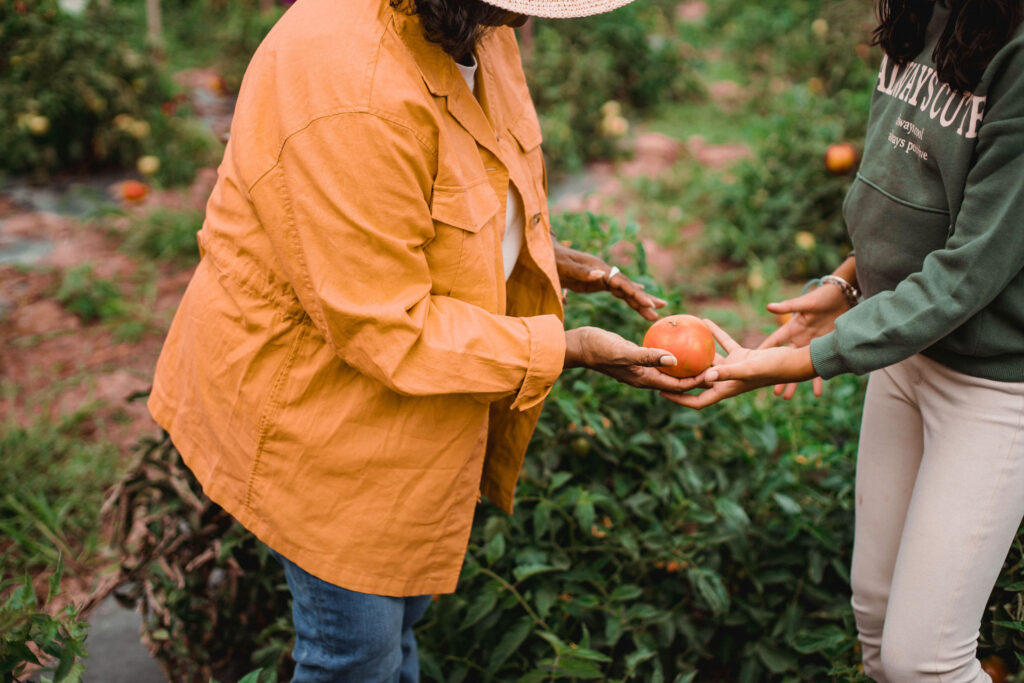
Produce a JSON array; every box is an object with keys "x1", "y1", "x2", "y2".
[
  {"x1": 565, "y1": 327, "x2": 705, "y2": 393},
  {"x1": 759, "y1": 281, "x2": 849, "y2": 399},
  {"x1": 661, "y1": 320, "x2": 817, "y2": 410},
  {"x1": 552, "y1": 240, "x2": 667, "y2": 321}
]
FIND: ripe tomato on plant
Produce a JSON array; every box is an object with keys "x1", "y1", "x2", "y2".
[
  {"x1": 980, "y1": 655, "x2": 1008, "y2": 683},
  {"x1": 643, "y1": 314, "x2": 715, "y2": 378},
  {"x1": 120, "y1": 180, "x2": 148, "y2": 202},
  {"x1": 825, "y1": 142, "x2": 858, "y2": 175}
]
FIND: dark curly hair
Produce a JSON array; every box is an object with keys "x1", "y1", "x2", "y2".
[
  {"x1": 392, "y1": 0, "x2": 511, "y2": 60},
  {"x1": 873, "y1": 0, "x2": 1023, "y2": 92}
]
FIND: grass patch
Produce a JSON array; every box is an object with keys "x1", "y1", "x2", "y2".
[
  {"x1": 122, "y1": 208, "x2": 204, "y2": 266},
  {"x1": 0, "y1": 412, "x2": 122, "y2": 580},
  {"x1": 56, "y1": 264, "x2": 126, "y2": 324}
]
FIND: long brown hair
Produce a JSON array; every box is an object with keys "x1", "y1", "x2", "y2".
[
  {"x1": 872, "y1": 0, "x2": 1023, "y2": 92},
  {"x1": 391, "y1": 0, "x2": 509, "y2": 60}
]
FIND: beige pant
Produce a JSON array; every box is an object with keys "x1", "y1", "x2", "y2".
[{"x1": 852, "y1": 354, "x2": 1024, "y2": 683}]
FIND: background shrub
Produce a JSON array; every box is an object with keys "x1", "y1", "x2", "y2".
[
  {"x1": 699, "y1": 84, "x2": 872, "y2": 279},
  {"x1": 525, "y1": 3, "x2": 702, "y2": 176},
  {"x1": 0, "y1": 0, "x2": 220, "y2": 184},
  {"x1": 691, "y1": 0, "x2": 878, "y2": 278}
]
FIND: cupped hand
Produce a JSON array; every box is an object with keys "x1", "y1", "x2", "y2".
[
  {"x1": 553, "y1": 241, "x2": 667, "y2": 321},
  {"x1": 759, "y1": 283, "x2": 848, "y2": 400},
  {"x1": 565, "y1": 327, "x2": 705, "y2": 393},
  {"x1": 661, "y1": 320, "x2": 816, "y2": 410}
]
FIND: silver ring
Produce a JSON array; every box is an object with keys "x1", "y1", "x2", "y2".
[{"x1": 604, "y1": 266, "x2": 620, "y2": 285}]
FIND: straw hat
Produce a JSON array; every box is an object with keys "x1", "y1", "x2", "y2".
[{"x1": 479, "y1": 0, "x2": 636, "y2": 19}]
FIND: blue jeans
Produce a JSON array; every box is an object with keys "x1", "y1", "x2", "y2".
[{"x1": 270, "y1": 548, "x2": 433, "y2": 683}]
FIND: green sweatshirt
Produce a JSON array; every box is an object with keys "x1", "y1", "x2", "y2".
[{"x1": 810, "y1": 3, "x2": 1024, "y2": 382}]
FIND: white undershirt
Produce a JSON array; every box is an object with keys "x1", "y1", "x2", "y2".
[{"x1": 456, "y1": 56, "x2": 524, "y2": 282}]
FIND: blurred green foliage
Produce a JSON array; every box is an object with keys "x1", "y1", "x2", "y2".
[
  {"x1": 56, "y1": 263, "x2": 126, "y2": 323},
  {"x1": 700, "y1": 84, "x2": 872, "y2": 279},
  {"x1": 112, "y1": 0, "x2": 284, "y2": 92},
  {"x1": 525, "y1": 2, "x2": 703, "y2": 176},
  {"x1": 121, "y1": 207, "x2": 203, "y2": 265},
  {"x1": 694, "y1": 0, "x2": 878, "y2": 277},
  {"x1": 0, "y1": 0, "x2": 221, "y2": 184}
]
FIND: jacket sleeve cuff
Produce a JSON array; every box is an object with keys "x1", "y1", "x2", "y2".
[
  {"x1": 510, "y1": 314, "x2": 565, "y2": 412},
  {"x1": 809, "y1": 332, "x2": 850, "y2": 380}
]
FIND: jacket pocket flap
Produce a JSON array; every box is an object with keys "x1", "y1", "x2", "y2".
[
  {"x1": 509, "y1": 108, "x2": 543, "y2": 151},
  {"x1": 430, "y1": 181, "x2": 500, "y2": 233}
]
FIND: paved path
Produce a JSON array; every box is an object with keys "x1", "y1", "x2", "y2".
[{"x1": 84, "y1": 596, "x2": 167, "y2": 683}]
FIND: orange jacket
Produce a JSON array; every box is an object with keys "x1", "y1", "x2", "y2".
[{"x1": 149, "y1": 0, "x2": 566, "y2": 596}]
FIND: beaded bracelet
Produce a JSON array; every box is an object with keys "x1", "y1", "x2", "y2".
[
  {"x1": 820, "y1": 274, "x2": 861, "y2": 307},
  {"x1": 802, "y1": 275, "x2": 861, "y2": 307}
]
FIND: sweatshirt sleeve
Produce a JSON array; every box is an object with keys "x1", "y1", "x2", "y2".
[
  {"x1": 249, "y1": 111, "x2": 564, "y2": 409},
  {"x1": 811, "y1": 51, "x2": 1024, "y2": 379}
]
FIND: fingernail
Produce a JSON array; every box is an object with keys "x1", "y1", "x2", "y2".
[
  {"x1": 705, "y1": 370, "x2": 718, "y2": 381},
  {"x1": 587, "y1": 269, "x2": 603, "y2": 279},
  {"x1": 660, "y1": 355, "x2": 677, "y2": 367}
]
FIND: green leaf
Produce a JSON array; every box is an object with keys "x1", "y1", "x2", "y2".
[
  {"x1": 419, "y1": 652, "x2": 444, "y2": 682},
  {"x1": 604, "y1": 617, "x2": 625, "y2": 647},
  {"x1": 462, "y1": 585, "x2": 499, "y2": 630},
  {"x1": 666, "y1": 435, "x2": 688, "y2": 461},
  {"x1": 486, "y1": 615, "x2": 533, "y2": 675},
  {"x1": 752, "y1": 642, "x2": 797, "y2": 673},
  {"x1": 534, "y1": 585, "x2": 557, "y2": 620},
  {"x1": 532, "y1": 502, "x2": 553, "y2": 540},
  {"x1": 715, "y1": 498, "x2": 750, "y2": 527},
  {"x1": 47, "y1": 554, "x2": 64, "y2": 604},
  {"x1": 57, "y1": 661, "x2": 85, "y2": 683},
  {"x1": 564, "y1": 645, "x2": 611, "y2": 663},
  {"x1": 484, "y1": 533, "x2": 506, "y2": 566},
  {"x1": 791, "y1": 626, "x2": 849, "y2": 653},
  {"x1": 772, "y1": 493, "x2": 802, "y2": 515},
  {"x1": 237, "y1": 670, "x2": 265, "y2": 683},
  {"x1": 626, "y1": 603, "x2": 660, "y2": 621},
  {"x1": 548, "y1": 472, "x2": 573, "y2": 492},
  {"x1": 992, "y1": 620, "x2": 1024, "y2": 633},
  {"x1": 550, "y1": 655, "x2": 604, "y2": 678},
  {"x1": 610, "y1": 584, "x2": 643, "y2": 601},
  {"x1": 624, "y1": 647, "x2": 657, "y2": 674},
  {"x1": 687, "y1": 568, "x2": 730, "y2": 616},
  {"x1": 808, "y1": 550, "x2": 825, "y2": 584},
  {"x1": 537, "y1": 630, "x2": 568, "y2": 654},
  {"x1": 574, "y1": 492, "x2": 596, "y2": 531},
  {"x1": 513, "y1": 563, "x2": 558, "y2": 583}
]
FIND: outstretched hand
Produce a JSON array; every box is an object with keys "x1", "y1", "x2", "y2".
[
  {"x1": 661, "y1": 320, "x2": 817, "y2": 410},
  {"x1": 565, "y1": 326, "x2": 706, "y2": 394},
  {"x1": 553, "y1": 240, "x2": 667, "y2": 321},
  {"x1": 759, "y1": 282, "x2": 849, "y2": 399}
]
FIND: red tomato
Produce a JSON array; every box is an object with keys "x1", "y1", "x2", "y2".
[
  {"x1": 643, "y1": 314, "x2": 715, "y2": 378},
  {"x1": 825, "y1": 143, "x2": 858, "y2": 175},
  {"x1": 121, "y1": 180, "x2": 148, "y2": 202},
  {"x1": 980, "y1": 655, "x2": 1008, "y2": 683}
]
